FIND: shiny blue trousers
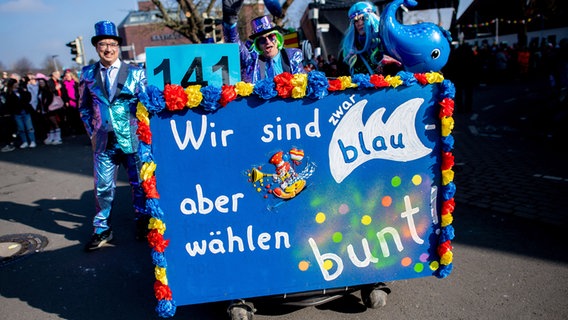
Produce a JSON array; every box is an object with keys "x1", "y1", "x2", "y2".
[{"x1": 92, "y1": 134, "x2": 145, "y2": 234}]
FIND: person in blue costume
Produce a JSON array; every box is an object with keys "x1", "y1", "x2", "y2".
[
  {"x1": 338, "y1": 1, "x2": 401, "y2": 76},
  {"x1": 222, "y1": 0, "x2": 305, "y2": 84},
  {"x1": 79, "y1": 20, "x2": 150, "y2": 251}
]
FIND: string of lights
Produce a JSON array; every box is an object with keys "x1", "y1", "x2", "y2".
[{"x1": 456, "y1": 14, "x2": 544, "y2": 29}]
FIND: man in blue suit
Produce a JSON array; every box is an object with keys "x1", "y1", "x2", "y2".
[{"x1": 79, "y1": 20, "x2": 149, "y2": 251}]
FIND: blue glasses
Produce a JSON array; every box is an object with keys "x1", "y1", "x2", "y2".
[{"x1": 257, "y1": 33, "x2": 277, "y2": 45}]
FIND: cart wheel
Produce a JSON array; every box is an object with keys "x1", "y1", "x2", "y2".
[
  {"x1": 361, "y1": 283, "x2": 390, "y2": 309},
  {"x1": 227, "y1": 300, "x2": 256, "y2": 320}
]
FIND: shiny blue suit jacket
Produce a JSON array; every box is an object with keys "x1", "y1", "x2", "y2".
[{"x1": 79, "y1": 62, "x2": 146, "y2": 154}]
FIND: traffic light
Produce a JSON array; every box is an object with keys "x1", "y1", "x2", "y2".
[
  {"x1": 203, "y1": 18, "x2": 224, "y2": 43},
  {"x1": 214, "y1": 19, "x2": 223, "y2": 43},
  {"x1": 203, "y1": 18, "x2": 215, "y2": 43},
  {"x1": 66, "y1": 36, "x2": 83, "y2": 65}
]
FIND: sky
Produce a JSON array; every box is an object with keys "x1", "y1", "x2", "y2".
[{"x1": 0, "y1": 0, "x2": 137, "y2": 71}]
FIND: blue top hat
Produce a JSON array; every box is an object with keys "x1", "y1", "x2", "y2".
[
  {"x1": 91, "y1": 20, "x2": 122, "y2": 46},
  {"x1": 249, "y1": 15, "x2": 279, "y2": 40}
]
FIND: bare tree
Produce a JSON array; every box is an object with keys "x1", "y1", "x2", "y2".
[
  {"x1": 150, "y1": 0, "x2": 296, "y2": 43},
  {"x1": 12, "y1": 58, "x2": 34, "y2": 77},
  {"x1": 150, "y1": 0, "x2": 217, "y2": 43}
]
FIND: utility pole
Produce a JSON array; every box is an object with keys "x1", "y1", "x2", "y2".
[{"x1": 52, "y1": 55, "x2": 59, "y2": 72}]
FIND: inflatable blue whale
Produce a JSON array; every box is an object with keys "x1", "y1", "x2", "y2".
[{"x1": 380, "y1": 0, "x2": 452, "y2": 73}]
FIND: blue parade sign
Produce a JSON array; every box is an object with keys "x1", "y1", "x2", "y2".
[{"x1": 145, "y1": 44, "x2": 454, "y2": 308}]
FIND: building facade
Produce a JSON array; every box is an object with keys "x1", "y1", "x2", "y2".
[{"x1": 117, "y1": 1, "x2": 192, "y2": 63}]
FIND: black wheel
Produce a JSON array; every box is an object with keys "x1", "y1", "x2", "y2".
[
  {"x1": 227, "y1": 300, "x2": 255, "y2": 320},
  {"x1": 361, "y1": 283, "x2": 390, "y2": 309}
]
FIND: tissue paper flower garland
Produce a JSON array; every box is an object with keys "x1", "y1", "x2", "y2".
[{"x1": 135, "y1": 70, "x2": 456, "y2": 318}]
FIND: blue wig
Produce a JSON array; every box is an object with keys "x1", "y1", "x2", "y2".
[{"x1": 339, "y1": 2, "x2": 382, "y2": 71}]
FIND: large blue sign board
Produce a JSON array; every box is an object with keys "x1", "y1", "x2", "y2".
[{"x1": 143, "y1": 44, "x2": 455, "y2": 310}]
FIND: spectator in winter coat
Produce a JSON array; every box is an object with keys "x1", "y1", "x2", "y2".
[{"x1": 4, "y1": 78, "x2": 36, "y2": 148}]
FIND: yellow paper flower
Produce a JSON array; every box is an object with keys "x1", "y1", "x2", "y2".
[
  {"x1": 385, "y1": 75, "x2": 403, "y2": 87},
  {"x1": 140, "y1": 162, "x2": 157, "y2": 181},
  {"x1": 149, "y1": 217, "x2": 166, "y2": 234},
  {"x1": 441, "y1": 116, "x2": 455, "y2": 136},
  {"x1": 441, "y1": 213, "x2": 453, "y2": 227},
  {"x1": 426, "y1": 72, "x2": 444, "y2": 83},
  {"x1": 136, "y1": 103, "x2": 150, "y2": 124},
  {"x1": 291, "y1": 73, "x2": 307, "y2": 98},
  {"x1": 235, "y1": 81, "x2": 254, "y2": 96},
  {"x1": 184, "y1": 85, "x2": 203, "y2": 108},
  {"x1": 337, "y1": 76, "x2": 357, "y2": 90},
  {"x1": 155, "y1": 266, "x2": 168, "y2": 285},
  {"x1": 442, "y1": 169, "x2": 454, "y2": 185},
  {"x1": 440, "y1": 251, "x2": 453, "y2": 265}
]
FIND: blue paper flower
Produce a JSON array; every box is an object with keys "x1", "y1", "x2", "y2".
[
  {"x1": 439, "y1": 225, "x2": 455, "y2": 243},
  {"x1": 253, "y1": 78, "x2": 277, "y2": 100},
  {"x1": 442, "y1": 181, "x2": 456, "y2": 200},
  {"x1": 146, "y1": 198, "x2": 165, "y2": 220},
  {"x1": 441, "y1": 135, "x2": 454, "y2": 152},
  {"x1": 306, "y1": 71, "x2": 329, "y2": 100},
  {"x1": 436, "y1": 263, "x2": 453, "y2": 278},
  {"x1": 139, "y1": 142, "x2": 153, "y2": 163},
  {"x1": 352, "y1": 73, "x2": 374, "y2": 89},
  {"x1": 152, "y1": 250, "x2": 168, "y2": 268},
  {"x1": 440, "y1": 79, "x2": 456, "y2": 99},
  {"x1": 140, "y1": 85, "x2": 166, "y2": 114},
  {"x1": 397, "y1": 71, "x2": 417, "y2": 86},
  {"x1": 201, "y1": 85, "x2": 222, "y2": 112},
  {"x1": 156, "y1": 299, "x2": 177, "y2": 318}
]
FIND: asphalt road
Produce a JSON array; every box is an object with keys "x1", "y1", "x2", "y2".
[{"x1": 1, "y1": 77, "x2": 567, "y2": 320}]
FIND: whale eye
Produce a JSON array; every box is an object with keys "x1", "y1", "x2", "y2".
[{"x1": 431, "y1": 49, "x2": 441, "y2": 59}]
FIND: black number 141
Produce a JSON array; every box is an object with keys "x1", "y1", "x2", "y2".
[{"x1": 153, "y1": 56, "x2": 230, "y2": 87}]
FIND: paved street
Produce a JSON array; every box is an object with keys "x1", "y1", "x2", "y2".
[{"x1": 1, "y1": 77, "x2": 567, "y2": 320}]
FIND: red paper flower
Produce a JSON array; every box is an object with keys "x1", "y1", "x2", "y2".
[
  {"x1": 164, "y1": 84, "x2": 188, "y2": 111},
  {"x1": 437, "y1": 240, "x2": 453, "y2": 257},
  {"x1": 142, "y1": 176, "x2": 160, "y2": 199},
  {"x1": 439, "y1": 98, "x2": 455, "y2": 117},
  {"x1": 148, "y1": 229, "x2": 170, "y2": 252},
  {"x1": 136, "y1": 121, "x2": 152, "y2": 144},
  {"x1": 441, "y1": 151, "x2": 455, "y2": 170},
  {"x1": 154, "y1": 280, "x2": 173, "y2": 300},
  {"x1": 327, "y1": 79, "x2": 342, "y2": 91},
  {"x1": 441, "y1": 198, "x2": 456, "y2": 215},
  {"x1": 414, "y1": 73, "x2": 428, "y2": 85},
  {"x1": 370, "y1": 74, "x2": 389, "y2": 87},
  {"x1": 219, "y1": 84, "x2": 237, "y2": 107},
  {"x1": 274, "y1": 72, "x2": 294, "y2": 98}
]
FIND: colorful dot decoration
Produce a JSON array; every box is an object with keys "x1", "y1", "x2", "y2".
[
  {"x1": 381, "y1": 196, "x2": 392, "y2": 207},
  {"x1": 300, "y1": 169, "x2": 454, "y2": 276},
  {"x1": 315, "y1": 212, "x2": 326, "y2": 224},
  {"x1": 391, "y1": 176, "x2": 402, "y2": 187}
]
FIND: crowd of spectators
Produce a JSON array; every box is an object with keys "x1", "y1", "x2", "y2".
[{"x1": 0, "y1": 69, "x2": 83, "y2": 152}]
